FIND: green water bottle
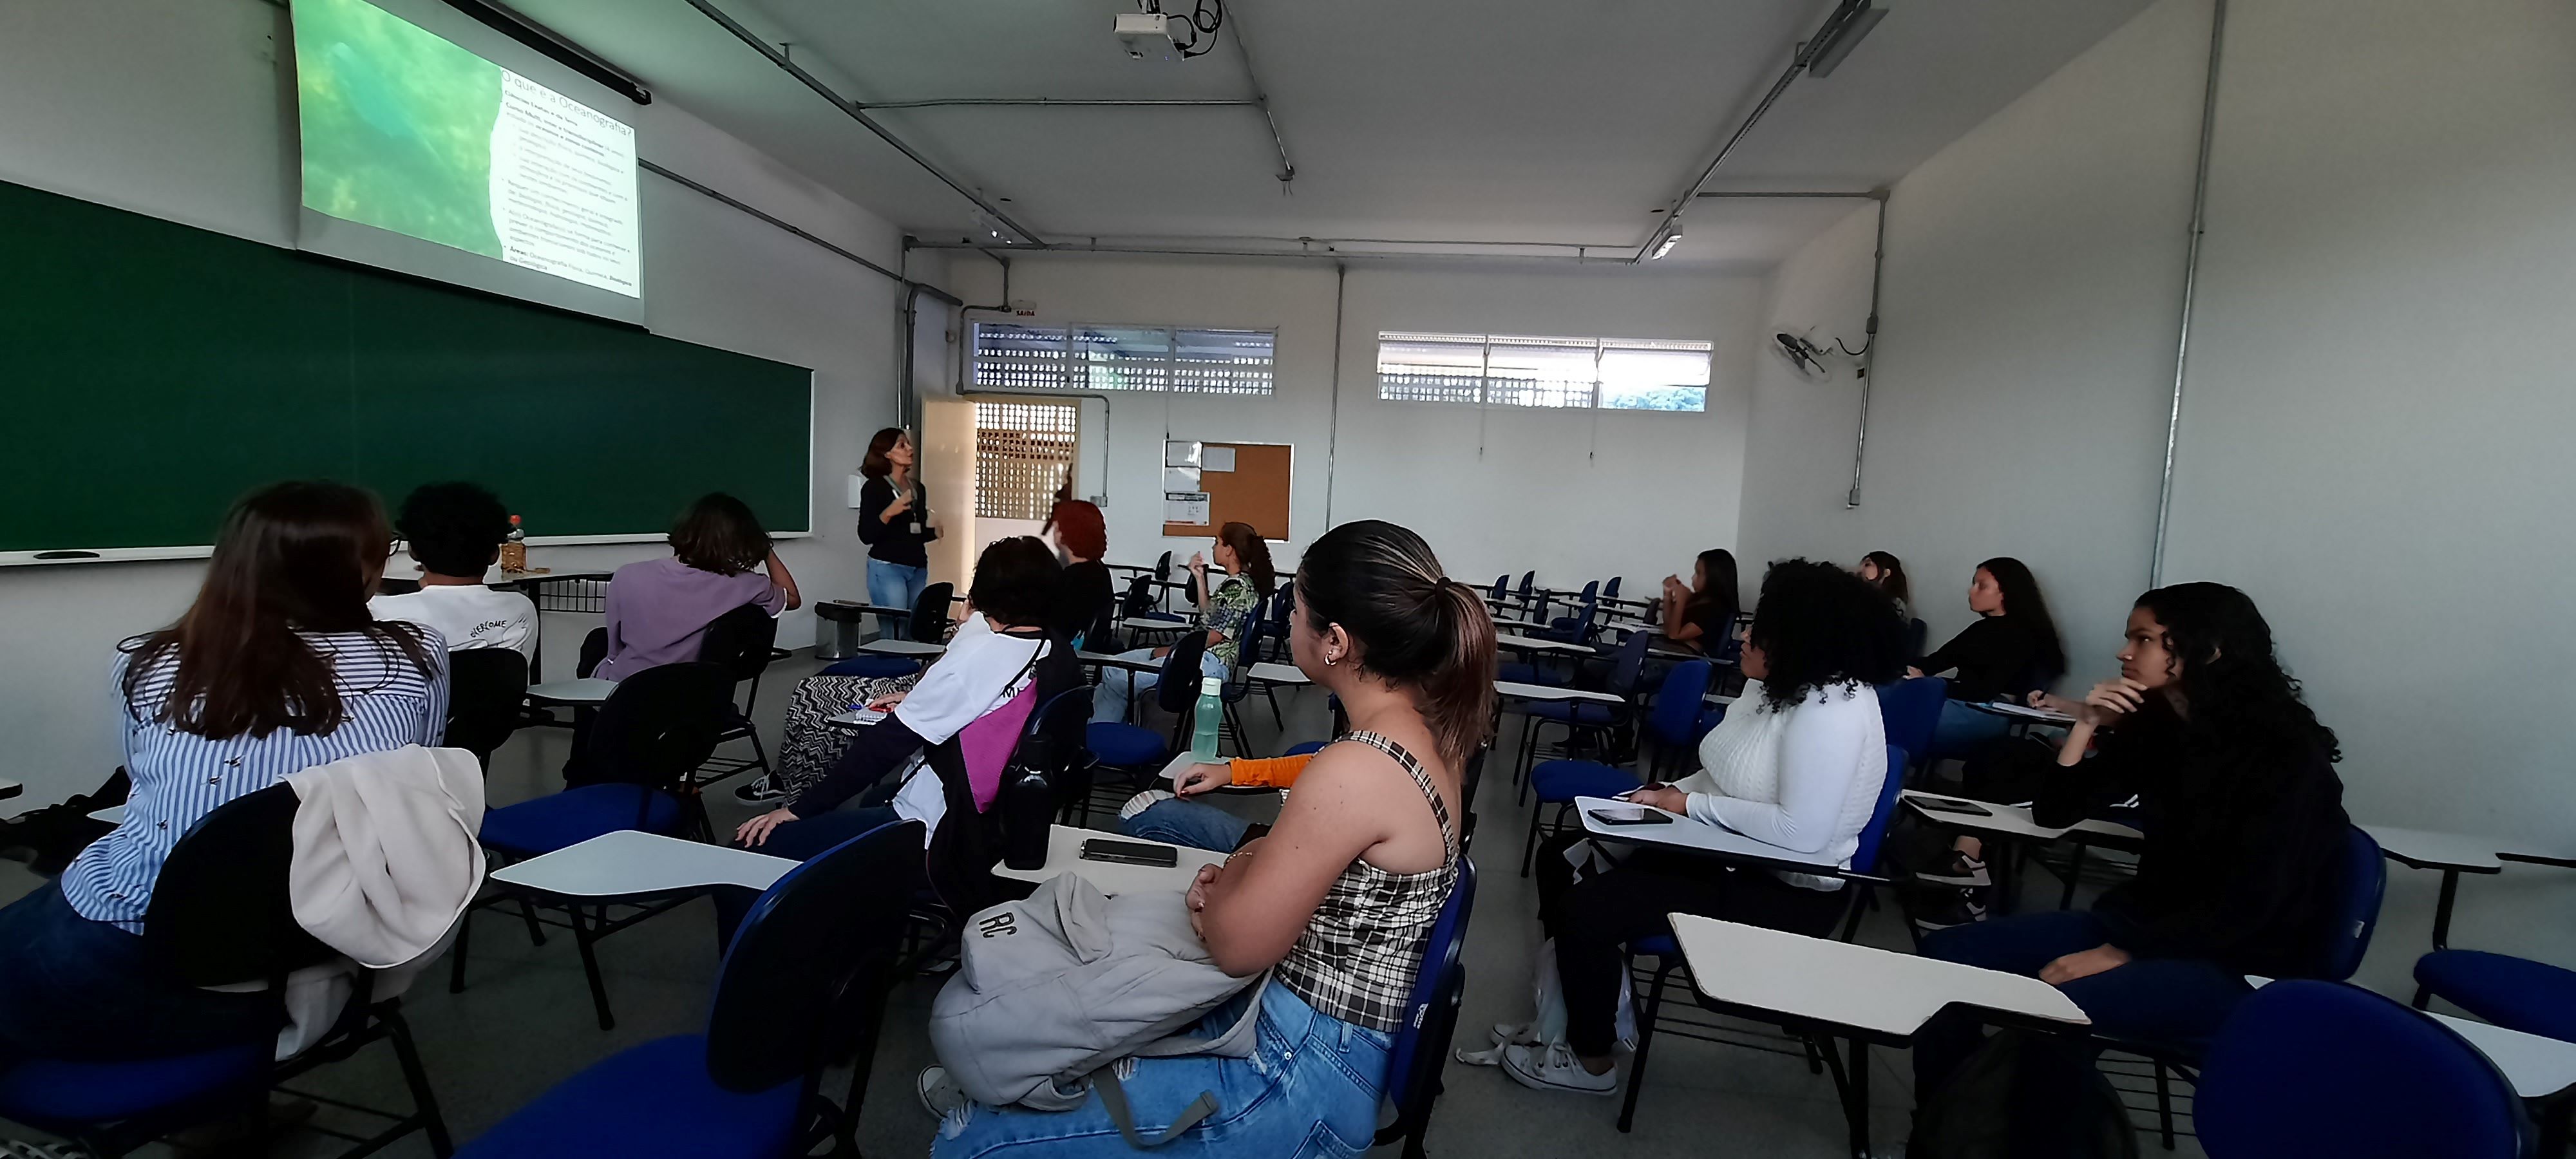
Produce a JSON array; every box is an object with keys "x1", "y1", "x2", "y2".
[{"x1": 1190, "y1": 677, "x2": 1224, "y2": 764}]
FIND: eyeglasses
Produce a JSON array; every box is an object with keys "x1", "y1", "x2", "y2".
[{"x1": 386, "y1": 538, "x2": 407, "y2": 560}]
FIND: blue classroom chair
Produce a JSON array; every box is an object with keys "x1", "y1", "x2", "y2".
[
  {"x1": 2195, "y1": 979, "x2": 2530, "y2": 1158},
  {"x1": 1374, "y1": 858, "x2": 1478, "y2": 1159}
]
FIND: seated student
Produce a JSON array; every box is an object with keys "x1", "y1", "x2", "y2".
[
  {"x1": 1041, "y1": 498, "x2": 1114, "y2": 650},
  {"x1": 1908, "y1": 556, "x2": 2063, "y2": 758},
  {"x1": 1910, "y1": 583, "x2": 2350, "y2": 1149},
  {"x1": 1506, "y1": 560, "x2": 1903, "y2": 1095},
  {"x1": 1088, "y1": 522, "x2": 1275, "y2": 725},
  {"x1": 370, "y1": 481, "x2": 536, "y2": 661},
  {"x1": 733, "y1": 536, "x2": 1063, "y2": 863},
  {"x1": 1657, "y1": 548, "x2": 1740, "y2": 654},
  {"x1": 1857, "y1": 549, "x2": 1911, "y2": 621},
  {"x1": 0, "y1": 482, "x2": 448, "y2": 1068},
  {"x1": 590, "y1": 493, "x2": 801, "y2": 681},
  {"x1": 926, "y1": 519, "x2": 1489, "y2": 1158}
]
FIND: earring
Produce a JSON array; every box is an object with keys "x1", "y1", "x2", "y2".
[{"x1": 1325, "y1": 653, "x2": 1339, "y2": 666}]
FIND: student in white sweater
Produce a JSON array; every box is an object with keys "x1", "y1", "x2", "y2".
[{"x1": 1509, "y1": 560, "x2": 1908, "y2": 1095}]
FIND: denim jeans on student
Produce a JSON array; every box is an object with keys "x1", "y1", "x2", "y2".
[
  {"x1": 867, "y1": 558, "x2": 929, "y2": 639},
  {"x1": 0, "y1": 882, "x2": 282, "y2": 1069},
  {"x1": 1121, "y1": 798, "x2": 1253, "y2": 853},
  {"x1": 1091, "y1": 647, "x2": 1229, "y2": 726},
  {"x1": 1912, "y1": 910, "x2": 2253, "y2": 1109},
  {"x1": 933, "y1": 982, "x2": 1390, "y2": 1159},
  {"x1": 1929, "y1": 698, "x2": 2014, "y2": 761}
]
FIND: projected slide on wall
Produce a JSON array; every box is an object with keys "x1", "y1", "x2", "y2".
[{"x1": 292, "y1": 0, "x2": 641, "y2": 314}]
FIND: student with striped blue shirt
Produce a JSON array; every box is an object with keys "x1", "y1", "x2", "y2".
[{"x1": 0, "y1": 482, "x2": 448, "y2": 1068}]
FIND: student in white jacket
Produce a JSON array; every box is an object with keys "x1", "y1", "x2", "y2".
[{"x1": 1508, "y1": 560, "x2": 1908, "y2": 1095}]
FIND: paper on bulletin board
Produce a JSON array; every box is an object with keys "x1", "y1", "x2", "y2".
[
  {"x1": 1164, "y1": 466, "x2": 1201, "y2": 492},
  {"x1": 1164, "y1": 493, "x2": 1211, "y2": 525},
  {"x1": 1164, "y1": 440, "x2": 1201, "y2": 468},
  {"x1": 1200, "y1": 446, "x2": 1236, "y2": 472}
]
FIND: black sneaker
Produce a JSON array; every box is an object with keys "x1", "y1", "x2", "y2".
[
  {"x1": 732, "y1": 775, "x2": 790, "y2": 805},
  {"x1": 1916, "y1": 851, "x2": 1991, "y2": 888},
  {"x1": 1913, "y1": 892, "x2": 1989, "y2": 931}
]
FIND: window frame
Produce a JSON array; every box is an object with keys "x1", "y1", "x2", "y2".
[
  {"x1": 971, "y1": 321, "x2": 1278, "y2": 397},
  {"x1": 1372, "y1": 330, "x2": 1713, "y2": 413}
]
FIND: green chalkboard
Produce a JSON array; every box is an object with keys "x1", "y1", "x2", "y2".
[{"x1": 0, "y1": 180, "x2": 811, "y2": 554}]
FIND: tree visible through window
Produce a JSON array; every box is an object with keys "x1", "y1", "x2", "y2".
[
  {"x1": 974, "y1": 401, "x2": 1079, "y2": 520},
  {"x1": 1374, "y1": 332, "x2": 1712, "y2": 412}
]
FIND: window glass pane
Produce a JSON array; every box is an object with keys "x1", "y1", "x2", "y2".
[
  {"x1": 1071, "y1": 326, "x2": 1170, "y2": 391},
  {"x1": 1376, "y1": 332, "x2": 1486, "y2": 404},
  {"x1": 1484, "y1": 335, "x2": 1597, "y2": 408},
  {"x1": 972, "y1": 323, "x2": 1068, "y2": 390},
  {"x1": 1172, "y1": 328, "x2": 1274, "y2": 395},
  {"x1": 1598, "y1": 339, "x2": 1712, "y2": 411},
  {"x1": 972, "y1": 401, "x2": 1079, "y2": 520}
]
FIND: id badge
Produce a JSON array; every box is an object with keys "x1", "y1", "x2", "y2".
[{"x1": 908, "y1": 520, "x2": 923, "y2": 535}]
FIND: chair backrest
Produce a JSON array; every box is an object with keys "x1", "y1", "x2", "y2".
[
  {"x1": 1604, "y1": 625, "x2": 1653, "y2": 697},
  {"x1": 2195, "y1": 979, "x2": 2529, "y2": 1159},
  {"x1": 1602, "y1": 576, "x2": 1621, "y2": 601},
  {"x1": 1118, "y1": 572, "x2": 1160, "y2": 619},
  {"x1": 1645, "y1": 660, "x2": 1714, "y2": 746},
  {"x1": 1849, "y1": 744, "x2": 1909, "y2": 876},
  {"x1": 1153, "y1": 632, "x2": 1209, "y2": 714},
  {"x1": 1153, "y1": 551, "x2": 1173, "y2": 585},
  {"x1": 444, "y1": 648, "x2": 529, "y2": 769},
  {"x1": 910, "y1": 582, "x2": 957, "y2": 643},
  {"x1": 705, "y1": 818, "x2": 927, "y2": 1094},
  {"x1": 588, "y1": 661, "x2": 735, "y2": 789},
  {"x1": 698, "y1": 602, "x2": 781, "y2": 684},
  {"x1": 1491, "y1": 575, "x2": 1509, "y2": 602},
  {"x1": 1906, "y1": 617, "x2": 1929, "y2": 659},
  {"x1": 1709, "y1": 610, "x2": 1750, "y2": 666},
  {"x1": 2323, "y1": 825, "x2": 2387, "y2": 982},
  {"x1": 1382, "y1": 858, "x2": 1477, "y2": 1129},
  {"x1": 1875, "y1": 676, "x2": 1947, "y2": 769},
  {"x1": 144, "y1": 782, "x2": 336, "y2": 987},
  {"x1": 1017, "y1": 685, "x2": 1097, "y2": 787},
  {"x1": 377, "y1": 576, "x2": 422, "y2": 596}
]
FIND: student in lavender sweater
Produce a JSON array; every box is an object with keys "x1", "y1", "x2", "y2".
[{"x1": 587, "y1": 493, "x2": 801, "y2": 681}]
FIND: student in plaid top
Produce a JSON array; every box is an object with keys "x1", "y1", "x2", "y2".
[{"x1": 934, "y1": 520, "x2": 1493, "y2": 1158}]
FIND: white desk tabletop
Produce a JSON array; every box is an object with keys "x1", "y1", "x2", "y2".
[
  {"x1": 2244, "y1": 977, "x2": 2576, "y2": 1099},
  {"x1": 991, "y1": 825, "x2": 1227, "y2": 895},
  {"x1": 89, "y1": 804, "x2": 126, "y2": 824},
  {"x1": 1669, "y1": 913, "x2": 2088, "y2": 1039},
  {"x1": 1705, "y1": 692, "x2": 1738, "y2": 707},
  {"x1": 1497, "y1": 681, "x2": 1624, "y2": 705},
  {"x1": 1577, "y1": 796, "x2": 1846, "y2": 871},
  {"x1": 480, "y1": 567, "x2": 612, "y2": 587},
  {"x1": 2361, "y1": 824, "x2": 2506, "y2": 872},
  {"x1": 490, "y1": 831, "x2": 799, "y2": 898},
  {"x1": 1249, "y1": 661, "x2": 1310, "y2": 684},
  {"x1": 1077, "y1": 650, "x2": 1167, "y2": 674},
  {"x1": 862, "y1": 639, "x2": 949, "y2": 657},
  {"x1": 526, "y1": 677, "x2": 616, "y2": 704},
  {"x1": 825, "y1": 708, "x2": 889, "y2": 729},
  {"x1": 1902, "y1": 791, "x2": 2144, "y2": 843},
  {"x1": 1489, "y1": 616, "x2": 1553, "y2": 632},
  {"x1": 1967, "y1": 700, "x2": 2076, "y2": 726},
  {"x1": 1497, "y1": 634, "x2": 1591, "y2": 654}
]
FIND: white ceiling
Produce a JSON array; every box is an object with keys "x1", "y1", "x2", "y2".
[{"x1": 509, "y1": 0, "x2": 2153, "y2": 266}]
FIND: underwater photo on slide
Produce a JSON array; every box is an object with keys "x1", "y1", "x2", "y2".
[{"x1": 294, "y1": 0, "x2": 505, "y2": 258}]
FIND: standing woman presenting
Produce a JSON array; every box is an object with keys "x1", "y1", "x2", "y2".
[{"x1": 858, "y1": 428, "x2": 940, "y2": 636}]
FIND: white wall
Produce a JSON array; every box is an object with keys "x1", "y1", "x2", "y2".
[
  {"x1": 1741, "y1": 0, "x2": 2576, "y2": 981},
  {"x1": 0, "y1": 0, "x2": 945, "y2": 811},
  {"x1": 944, "y1": 256, "x2": 1763, "y2": 601}
]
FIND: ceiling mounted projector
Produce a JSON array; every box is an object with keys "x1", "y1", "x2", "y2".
[{"x1": 1115, "y1": 12, "x2": 1179, "y2": 60}]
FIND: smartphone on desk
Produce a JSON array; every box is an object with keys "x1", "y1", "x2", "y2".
[
  {"x1": 1080, "y1": 838, "x2": 1180, "y2": 867},
  {"x1": 1587, "y1": 806, "x2": 1675, "y2": 827},
  {"x1": 1914, "y1": 796, "x2": 1993, "y2": 816}
]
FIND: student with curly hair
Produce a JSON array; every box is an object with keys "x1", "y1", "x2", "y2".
[
  {"x1": 1508, "y1": 559, "x2": 1906, "y2": 1095},
  {"x1": 1910, "y1": 583, "x2": 2351, "y2": 1145},
  {"x1": 371, "y1": 482, "x2": 536, "y2": 660}
]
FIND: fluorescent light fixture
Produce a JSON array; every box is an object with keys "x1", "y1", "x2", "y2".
[
  {"x1": 1807, "y1": 1, "x2": 1888, "y2": 79},
  {"x1": 1651, "y1": 221, "x2": 1683, "y2": 260}
]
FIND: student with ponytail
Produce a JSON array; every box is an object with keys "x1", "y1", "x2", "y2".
[{"x1": 931, "y1": 520, "x2": 1491, "y2": 1158}]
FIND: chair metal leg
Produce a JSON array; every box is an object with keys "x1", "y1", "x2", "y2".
[
  {"x1": 1803, "y1": 1034, "x2": 1826, "y2": 1075},
  {"x1": 574, "y1": 905, "x2": 616, "y2": 1031},
  {"x1": 2060, "y1": 843, "x2": 2087, "y2": 910},
  {"x1": 384, "y1": 1005, "x2": 457, "y2": 1158},
  {"x1": 518, "y1": 896, "x2": 547, "y2": 946},
  {"x1": 2154, "y1": 1060, "x2": 2177, "y2": 1150},
  {"x1": 1520, "y1": 803, "x2": 1546, "y2": 878},
  {"x1": 448, "y1": 904, "x2": 474, "y2": 995},
  {"x1": 1617, "y1": 962, "x2": 1673, "y2": 1133},
  {"x1": 1841, "y1": 1039, "x2": 1871, "y2": 1159}
]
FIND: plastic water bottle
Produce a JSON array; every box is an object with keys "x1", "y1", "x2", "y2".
[
  {"x1": 499, "y1": 514, "x2": 527, "y2": 572},
  {"x1": 1190, "y1": 677, "x2": 1224, "y2": 764}
]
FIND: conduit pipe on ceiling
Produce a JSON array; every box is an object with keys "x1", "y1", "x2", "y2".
[
  {"x1": 683, "y1": 0, "x2": 1046, "y2": 246},
  {"x1": 2150, "y1": 0, "x2": 2228, "y2": 586},
  {"x1": 1846, "y1": 191, "x2": 1889, "y2": 509}
]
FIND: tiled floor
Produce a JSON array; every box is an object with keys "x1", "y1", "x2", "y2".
[{"x1": 1, "y1": 650, "x2": 2210, "y2": 1158}]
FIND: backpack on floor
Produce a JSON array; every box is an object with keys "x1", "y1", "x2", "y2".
[{"x1": 1911, "y1": 1028, "x2": 2139, "y2": 1159}]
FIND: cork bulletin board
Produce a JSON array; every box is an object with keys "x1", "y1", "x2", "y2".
[{"x1": 1162, "y1": 440, "x2": 1292, "y2": 540}]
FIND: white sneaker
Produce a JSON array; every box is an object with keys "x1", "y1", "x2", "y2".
[
  {"x1": 1119, "y1": 789, "x2": 1177, "y2": 820},
  {"x1": 916, "y1": 1066, "x2": 967, "y2": 1120},
  {"x1": 1500, "y1": 1042, "x2": 1617, "y2": 1096},
  {"x1": 1490, "y1": 1021, "x2": 1537, "y2": 1046}
]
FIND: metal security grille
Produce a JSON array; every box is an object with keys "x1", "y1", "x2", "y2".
[
  {"x1": 974, "y1": 401, "x2": 1079, "y2": 520},
  {"x1": 973, "y1": 323, "x2": 1275, "y2": 395},
  {"x1": 1374, "y1": 331, "x2": 1714, "y2": 412}
]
